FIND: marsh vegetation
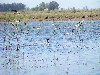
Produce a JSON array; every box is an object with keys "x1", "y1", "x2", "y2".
[{"x1": 0, "y1": 9, "x2": 100, "y2": 22}]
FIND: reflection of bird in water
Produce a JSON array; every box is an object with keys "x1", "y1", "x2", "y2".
[
  {"x1": 75, "y1": 20, "x2": 84, "y2": 27},
  {"x1": 16, "y1": 44, "x2": 20, "y2": 51}
]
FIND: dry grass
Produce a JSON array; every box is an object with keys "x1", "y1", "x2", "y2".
[{"x1": 0, "y1": 9, "x2": 100, "y2": 22}]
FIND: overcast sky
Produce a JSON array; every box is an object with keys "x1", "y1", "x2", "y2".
[{"x1": 0, "y1": 0, "x2": 100, "y2": 9}]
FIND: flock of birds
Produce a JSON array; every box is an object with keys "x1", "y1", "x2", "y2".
[{"x1": 0, "y1": 20, "x2": 100, "y2": 75}]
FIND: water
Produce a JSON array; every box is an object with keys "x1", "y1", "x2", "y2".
[{"x1": 0, "y1": 20, "x2": 100, "y2": 75}]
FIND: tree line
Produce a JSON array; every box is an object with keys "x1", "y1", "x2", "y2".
[
  {"x1": 31, "y1": 1, "x2": 59, "y2": 11},
  {"x1": 0, "y1": 3, "x2": 26, "y2": 12},
  {"x1": 0, "y1": 1, "x2": 92, "y2": 12},
  {"x1": 0, "y1": 1, "x2": 59, "y2": 12}
]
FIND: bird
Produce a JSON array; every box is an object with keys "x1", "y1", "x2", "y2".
[
  {"x1": 75, "y1": 20, "x2": 84, "y2": 27},
  {"x1": 15, "y1": 20, "x2": 20, "y2": 23}
]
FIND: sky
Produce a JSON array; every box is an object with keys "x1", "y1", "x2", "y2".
[{"x1": 0, "y1": 0, "x2": 100, "y2": 9}]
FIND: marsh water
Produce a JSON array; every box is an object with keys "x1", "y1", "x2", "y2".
[{"x1": 0, "y1": 20, "x2": 100, "y2": 75}]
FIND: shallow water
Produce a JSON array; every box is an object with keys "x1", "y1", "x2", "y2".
[{"x1": 0, "y1": 20, "x2": 100, "y2": 75}]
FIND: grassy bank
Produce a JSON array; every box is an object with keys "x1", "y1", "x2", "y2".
[{"x1": 0, "y1": 9, "x2": 100, "y2": 22}]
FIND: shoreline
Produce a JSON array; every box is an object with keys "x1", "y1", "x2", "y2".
[{"x1": 0, "y1": 18, "x2": 100, "y2": 22}]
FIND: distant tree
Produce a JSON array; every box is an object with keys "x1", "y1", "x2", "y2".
[
  {"x1": 83, "y1": 6, "x2": 88, "y2": 11},
  {"x1": 45, "y1": 3, "x2": 49, "y2": 9},
  {"x1": 39, "y1": 2, "x2": 46, "y2": 9},
  {"x1": 48, "y1": 1, "x2": 59, "y2": 10},
  {"x1": 31, "y1": 1, "x2": 59, "y2": 11},
  {"x1": 0, "y1": 3, "x2": 26, "y2": 12},
  {"x1": 38, "y1": 2, "x2": 46, "y2": 11},
  {"x1": 72, "y1": 7, "x2": 76, "y2": 13},
  {"x1": 32, "y1": 2, "x2": 46, "y2": 11},
  {"x1": 17, "y1": 3, "x2": 26, "y2": 10},
  {"x1": 31, "y1": 5, "x2": 39, "y2": 11},
  {"x1": 61, "y1": 8, "x2": 64, "y2": 11},
  {"x1": 26, "y1": 7, "x2": 30, "y2": 11}
]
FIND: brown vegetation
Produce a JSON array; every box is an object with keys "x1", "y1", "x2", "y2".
[{"x1": 0, "y1": 9, "x2": 100, "y2": 22}]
